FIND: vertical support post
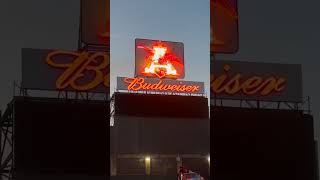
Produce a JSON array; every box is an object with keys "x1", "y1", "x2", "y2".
[
  {"x1": 212, "y1": 54, "x2": 216, "y2": 107},
  {"x1": 110, "y1": 154, "x2": 117, "y2": 176},
  {"x1": 75, "y1": 92, "x2": 79, "y2": 100},
  {"x1": 0, "y1": 115, "x2": 2, "y2": 171},
  {"x1": 207, "y1": 155, "x2": 210, "y2": 177},
  {"x1": 176, "y1": 156, "x2": 182, "y2": 177}
]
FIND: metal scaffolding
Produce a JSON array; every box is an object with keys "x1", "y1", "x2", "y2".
[
  {"x1": 0, "y1": 102, "x2": 14, "y2": 180},
  {"x1": 211, "y1": 96, "x2": 312, "y2": 114}
]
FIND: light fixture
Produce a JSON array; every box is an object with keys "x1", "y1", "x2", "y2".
[
  {"x1": 145, "y1": 156, "x2": 151, "y2": 175},
  {"x1": 145, "y1": 156, "x2": 151, "y2": 162}
]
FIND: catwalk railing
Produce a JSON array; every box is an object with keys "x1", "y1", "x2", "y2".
[
  {"x1": 13, "y1": 81, "x2": 110, "y2": 102},
  {"x1": 211, "y1": 96, "x2": 312, "y2": 114}
]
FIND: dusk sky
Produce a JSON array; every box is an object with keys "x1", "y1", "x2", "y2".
[
  {"x1": 0, "y1": 0, "x2": 319, "y2": 168},
  {"x1": 110, "y1": 0, "x2": 210, "y2": 95}
]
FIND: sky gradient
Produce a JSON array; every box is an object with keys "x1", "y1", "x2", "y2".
[{"x1": 110, "y1": 0, "x2": 210, "y2": 95}]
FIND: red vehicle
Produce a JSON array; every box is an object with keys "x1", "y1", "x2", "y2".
[{"x1": 179, "y1": 167, "x2": 205, "y2": 180}]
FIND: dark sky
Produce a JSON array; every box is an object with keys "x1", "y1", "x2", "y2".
[
  {"x1": 0, "y1": 0, "x2": 79, "y2": 111},
  {"x1": 218, "y1": 0, "x2": 320, "y2": 139},
  {"x1": 0, "y1": 0, "x2": 319, "y2": 170},
  {"x1": 218, "y1": 0, "x2": 320, "y2": 169}
]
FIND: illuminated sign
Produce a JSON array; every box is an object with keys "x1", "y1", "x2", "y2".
[
  {"x1": 116, "y1": 39, "x2": 203, "y2": 95},
  {"x1": 211, "y1": 0, "x2": 239, "y2": 53},
  {"x1": 211, "y1": 64, "x2": 286, "y2": 96},
  {"x1": 135, "y1": 39, "x2": 184, "y2": 79},
  {"x1": 22, "y1": 48, "x2": 109, "y2": 93},
  {"x1": 81, "y1": 0, "x2": 109, "y2": 46},
  {"x1": 117, "y1": 77, "x2": 204, "y2": 94},
  {"x1": 46, "y1": 51, "x2": 109, "y2": 91},
  {"x1": 211, "y1": 60, "x2": 303, "y2": 102}
]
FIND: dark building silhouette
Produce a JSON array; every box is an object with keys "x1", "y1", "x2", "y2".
[
  {"x1": 11, "y1": 96, "x2": 109, "y2": 180},
  {"x1": 211, "y1": 106, "x2": 316, "y2": 180}
]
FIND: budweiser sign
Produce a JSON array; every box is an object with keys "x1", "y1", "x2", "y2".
[
  {"x1": 117, "y1": 77, "x2": 205, "y2": 94},
  {"x1": 46, "y1": 51, "x2": 109, "y2": 91},
  {"x1": 211, "y1": 64, "x2": 286, "y2": 96},
  {"x1": 211, "y1": 60, "x2": 303, "y2": 102},
  {"x1": 22, "y1": 48, "x2": 110, "y2": 93}
]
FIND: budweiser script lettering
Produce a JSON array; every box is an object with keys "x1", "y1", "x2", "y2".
[
  {"x1": 46, "y1": 51, "x2": 110, "y2": 91},
  {"x1": 211, "y1": 64, "x2": 287, "y2": 96},
  {"x1": 123, "y1": 77, "x2": 201, "y2": 92}
]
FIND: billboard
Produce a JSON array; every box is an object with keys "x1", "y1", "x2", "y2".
[
  {"x1": 81, "y1": 0, "x2": 109, "y2": 46},
  {"x1": 211, "y1": 0, "x2": 239, "y2": 53},
  {"x1": 211, "y1": 60, "x2": 303, "y2": 102},
  {"x1": 22, "y1": 48, "x2": 110, "y2": 93},
  {"x1": 117, "y1": 77, "x2": 205, "y2": 94},
  {"x1": 135, "y1": 39, "x2": 184, "y2": 79}
]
